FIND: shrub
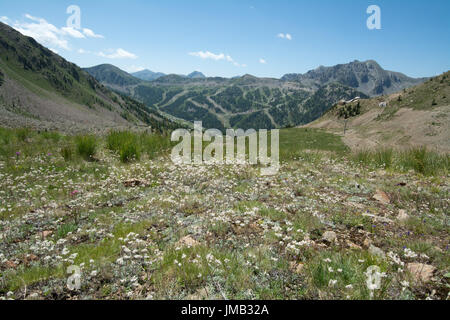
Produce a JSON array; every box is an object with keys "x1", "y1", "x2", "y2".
[
  {"x1": 75, "y1": 135, "x2": 97, "y2": 161},
  {"x1": 15, "y1": 128, "x2": 32, "y2": 142},
  {"x1": 120, "y1": 141, "x2": 140, "y2": 163},
  {"x1": 41, "y1": 131, "x2": 62, "y2": 143},
  {"x1": 107, "y1": 131, "x2": 142, "y2": 163},
  {"x1": 140, "y1": 133, "x2": 172, "y2": 159},
  {"x1": 353, "y1": 149, "x2": 372, "y2": 166},
  {"x1": 374, "y1": 148, "x2": 393, "y2": 169},
  {"x1": 107, "y1": 131, "x2": 138, "y2": 153},
  {"x1": 399, "y1": 147, "x2": 449, "y2": 176},
  {"x1": 0, "y1": 127, "x2": 14, "y2": 145},
  {"x1": 61, "y1": 145, "x2": 73, "y2": 161}
]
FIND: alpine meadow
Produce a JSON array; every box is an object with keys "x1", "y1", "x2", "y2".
[{"x1": 0, "y1": 0, "x2": 448, "y2": 305}]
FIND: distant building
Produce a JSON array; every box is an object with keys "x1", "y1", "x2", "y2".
[{"x1": 337, "y1": 97, "x2": 361, "y2": 106}]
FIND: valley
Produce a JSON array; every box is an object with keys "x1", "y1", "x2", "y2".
[
  {"x1": 84, "y1": 60, "x2": 425, "y2": 131},
  {"x1": 0, "y1": 18, "x2": 448, "y2": 302}
]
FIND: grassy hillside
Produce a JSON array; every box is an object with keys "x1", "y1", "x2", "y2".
[
  {"x1": 0, "y1": 126, "x2": 448, "y2": 300},
  {"x1": 0, "y1": 22, "x2": 178, "y2": 133},
  {"x1": 87, "y1": 64, "x2": 371, "y2": 131},
  {"x1": 83, "y1": 64, "x2": 141, "y2": 87},
  {"x1": 308, "y1": 71, "x2": 450, "y2": 152}
]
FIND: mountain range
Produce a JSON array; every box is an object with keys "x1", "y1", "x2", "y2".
[
  {"x1": 282, "y1": 60, "x2": 426, "y2": 96},
  {"x1": 130, "y1": 69, "x2": 206, "y2": 81},
  {"x1": 0, "y1": 21, "x2": 431, "y2": 132},
  {"x1": 84, "y1": 60, "x2": 427, "y2": 130}
]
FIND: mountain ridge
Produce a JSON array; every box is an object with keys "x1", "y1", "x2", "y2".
[
  {"x1": 306, "y1": 71, "x2": 450, "y2": 152},
  {"x1": 0, "y1": 22, "x2": 177, "y2": 133},
  {"x1": 132, "y1": 69, "x2": 166, "y2": 81},
  {"x1": 282, "y1": 60, "x2": 426, "y2": 96},
  {"x1": 85, "y1": 60, "x2": 428, "y2": 130}
]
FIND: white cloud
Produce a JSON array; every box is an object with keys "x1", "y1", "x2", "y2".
[
  {"x1": 49, "y1": 48, "x2": 59, "y2": 54},
  {"x1": 189, "y1": 51, "x2": 246, "y2": 67},
  {"x1": 61, "y1": 27, "x2": 85, "y2": 39},
  {"x1": 98, "y1": 48, "x2": 138, "y2": 59},
  {"x1": 14, "y1": 14, "x2": 70, "y2": 50},
  {"x1": 259, "y1": 58, "x2": 267, "y2": 64},
  {"x1": 78, "y1": 48, "x2": 89, "y2": 54},
  {"x1": 189, "y1": 51, "x2": 225, "y2": 61},
  {"x1": 277, "y1": 33, "x2": 292, "y2": 40},
  {"x1": 10, "y1": 14, "x2": 105, "y2": 52},
  {"x1": 83, "y1": 28, "x2": 104, "y2": 39},
  {"x1": 0, "y1": 16, "x2": 9, "y2": 24}
]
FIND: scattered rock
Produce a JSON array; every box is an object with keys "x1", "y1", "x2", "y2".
[
  {"x1": 407, "y1": 263, "x2": 436, "y2": 283},
  {"x1": 346, "y1": 240, "x2": 362, "y2": 250},
  {"x1": 289, "y1": 262, "x2": 304, "y2": 274},
  {"x1": 373, "y1": 190, "x2": 390, "y2": 205},
  {"x1": 40, "y1": 230, "x2": 53, "y2": 238},
  {"x1": 123, "y1": 179, "x2": 149, "y2": 188},
  {"x1": 322, "y1": 231, "x2": 337, "y2": 243},
  {"x1": 4, "y1": 261, "x2": 17, "y2": 269},
  {"x1": 177, "y1": 236, "x2": 200, "y2": 248},
  {"x1": 24, "y1": 254, "x2": 38, "y2": 264},
  {"x1": 362, "y1": 213, "x2": 393, "y2": 224},
  {"x1": 186, "y1": 287, "x2": 209, "y2": 300},
  {"x1": 397, "y1": 209, "x2": 409, "y2": 222},
  {"x1": 369, "y1": 245, "x2": 386, "y2": 259},
  {"x1": 433, "y1": 246, "x2": 443, "y2": 253},
  {"x1": 310, "y1": 229, "x2": 323, "y2": 241},
  {"x1": 345, "y1": 201, "x2": 365, "y2": 210},
  {"x1": 27, "y1": 293, "x2": 40, "y2": 300},
  {"x1": 363, "y1": 238, "x2": 372, "y2": 248}
]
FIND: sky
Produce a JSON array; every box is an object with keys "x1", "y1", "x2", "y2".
[{"x1": 0, "y1": 0, "x2": 449, "y2": 78}]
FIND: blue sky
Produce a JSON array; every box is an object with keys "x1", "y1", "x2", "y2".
[{"x1": 0, "y1": 0, "x2": 449, "y2": 78}]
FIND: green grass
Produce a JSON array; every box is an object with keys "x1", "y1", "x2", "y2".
[
  {"x1": 56, "y1": 222, "x2": 79, "y2": 239},
  {"x1": 0, "y1": 124, "x2": 448, "y2": 299},
  {"x1": 398, "y1": 147, "x2": 449, "y2": 176},
  {"x1": 374, "y1": 148, "x2": 393, "y2": 169},
  {"x1": 60, "y1": 145, "x2": 73, "y2": 162},
  {"x1": 75, "y1": 135, "x2": 97, "y2": 161},
  {"x1": 306, "y1": 250, "x2": 391, "y2": 299},
  {"x1": 352, "y1": 147, "x2": 449, "y2": 176},
  {"x1": 2, "y1": 265, "x2": 66, "y2": 293},
  {"x1": 279, "y1": 128, "x2": 349, "y2": 162},
  {"x1": 107, "y1": 130, "x2": 172, "y2": 163}
]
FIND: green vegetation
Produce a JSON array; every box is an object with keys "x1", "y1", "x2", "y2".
[
  {"x1": 338, "y1": 101, "x2": 362, "y2": 119},
  {"x1": 377, "y1": 72, "x2": 450, "y2": 121},
  {"x1": 75, "y1": 135, "x2": 97, "y2": 161},
  {"x1": 279, "y1": 128, "x2": 349, "y2": 161},
  {"x1": 60, "y1": 145, "x2": 73, "y2": 162},
  {"x1": 0, "y1": 124, "x2": 448, "y2": 300},
  {"x1": 306, "y1": 250, "x2": 391, "y2": 299},
  {"x1": 107, "y1": 130, "x2": 172, "y2": 163},
  {"x1": 0, "y1": 23, "x2": 178, "y2": 131},
  {"x1": 353, "y1": 147, "x2": 449, "y2": 176}
]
